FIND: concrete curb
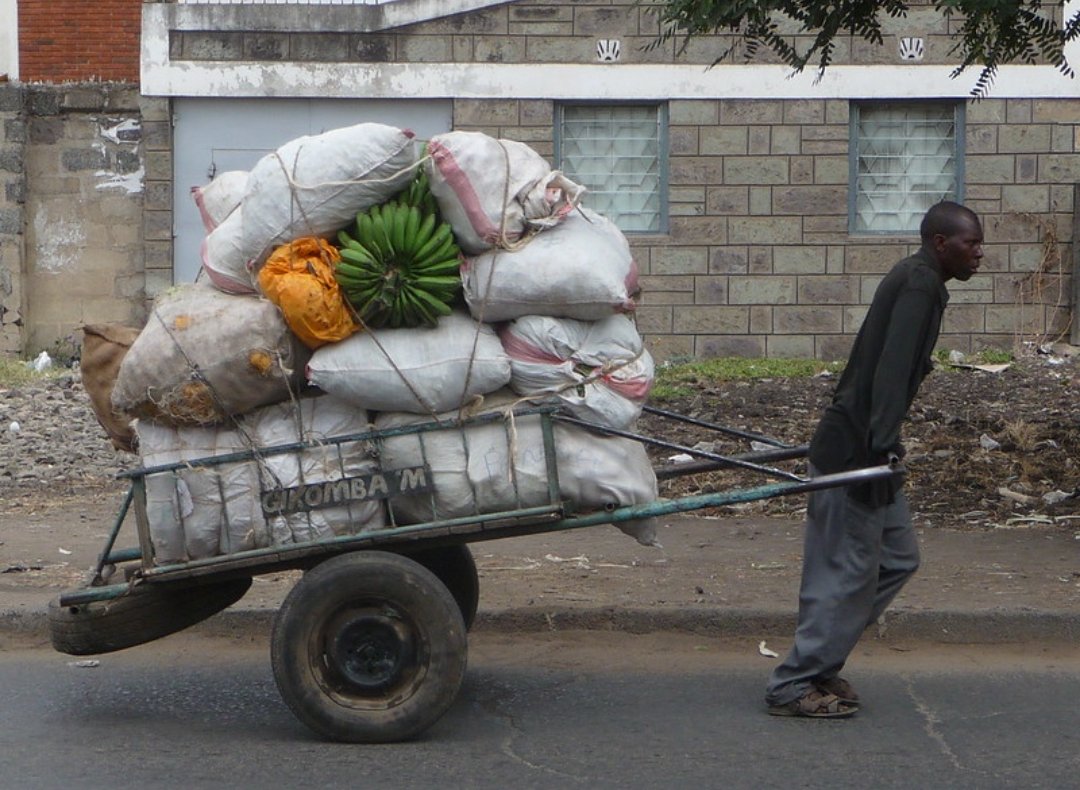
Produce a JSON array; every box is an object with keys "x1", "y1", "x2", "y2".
[{"x1": 8, "y1": 604, "x2": 1080, "y2": 646}]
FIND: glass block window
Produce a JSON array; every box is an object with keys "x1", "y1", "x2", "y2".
[
  {"x1": 556, "y1": 104, "x2": 667, "y2": 234},
  {"x1": 850, "y1": 102, "x2": 963, "y2": 234}
]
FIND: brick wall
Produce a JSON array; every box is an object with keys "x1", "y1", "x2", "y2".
[{"x1": 19, "y1": 0, "x2": 141, "y2": 82}]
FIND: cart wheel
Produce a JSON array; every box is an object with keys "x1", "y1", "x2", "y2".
[
  {"x1": 399, "y1": 544, "x2": 479, "y2": 631},
  {"x1": 271, "y1": 551, "x2": 467, "y2": 743},
  {"x1": 48, "y1": 576, "x2": 252, "y2": 656}
]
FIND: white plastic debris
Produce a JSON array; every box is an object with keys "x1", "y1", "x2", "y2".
[
  {"x1": 544, "y1": 554, "x2": 592, "y2": 569},
  {"x1": 31, "y1": 350, "x2": 53, "y2": 372},
  {"x1": 979, "y1": 433, "x2": 1001, "y2": 451},
  {"x1": 7, "y1": 421, "x2": 19, "y2": 434},
  {"x1": 948, "y1": 350, "x2": 966, "y2": 364},
  {"x1": 758, "y1": 640, "x2": 779, "y2": 658},
  {"x1": 668, "y1": 453, "x2": 695, "y2": 464},
  {"x1": 67, "y1": 660, "x2": 100, "y2": 669},
  {"x1": 750, "y1": 441, "x2": 774, "y2": 452},
  {"x1": 58, "y1": 548, "x2": 72, "y2": 555}
]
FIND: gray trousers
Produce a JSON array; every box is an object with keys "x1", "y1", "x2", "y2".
[{"x1": 764, "y1": 472, "x2": 920, "y2": 706}]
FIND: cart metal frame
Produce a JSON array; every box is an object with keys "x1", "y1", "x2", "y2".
[{"x1": 52, "y1": 403, "x2": 897, "y2": 742}]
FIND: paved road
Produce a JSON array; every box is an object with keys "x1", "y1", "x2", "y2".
[{"x1": 3, "y1": 630, "x2": 1079, "y2": 789}]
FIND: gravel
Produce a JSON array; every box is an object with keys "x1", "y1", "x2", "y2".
[{"x1": 0, "y1": 374, "x2": 129, "y2": 490}]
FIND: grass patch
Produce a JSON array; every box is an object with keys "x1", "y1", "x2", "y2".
[
  {"x1": 651, "y1": 357, "x2": 844, "y2": 402},
  {"x1": 0, "y1": 357, "x2": 69, "y2": 388},
  {"x1": 973, "y1": 348, "x2": 1013, "y2": 364},
  {"x1": 934, "y1": 347, "x2": 1015, "y2": 369}
]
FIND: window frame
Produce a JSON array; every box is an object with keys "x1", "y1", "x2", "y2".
[
  {"x1": 848, "y1": 100, "x2": 966, "y2": 236},
  {"x1": 554, "y1": 101, "x2": 669, "y2": 236}
]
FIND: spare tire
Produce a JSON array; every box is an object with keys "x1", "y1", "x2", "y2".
[{"x1": 48, "y1": 576, "x2": 252, "y2": 656}]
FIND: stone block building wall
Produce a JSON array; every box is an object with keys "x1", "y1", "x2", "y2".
[
  {"x1": 169, "y1": 0, "x2": 1030, "y2": 70},
  {"x1": 446, "y1": 95, "x2": 1078, "y2": 361},
  {"x1": 156, "y1": 0, "x2": 1077, "y2": 362},
  {"x1": 0, "y1": 85, "x2": 26, "y2": 356},
  {"x1": 4, "y1": 0, "x2": 1075, "y2": 359},
  {"x1": 13, "y1": 84, "x2": 147, "y2": 355}
]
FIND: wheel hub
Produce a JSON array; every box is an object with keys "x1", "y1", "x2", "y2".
[{"x1": 326, "y1": 609, "x2": 416, "y2": 695}]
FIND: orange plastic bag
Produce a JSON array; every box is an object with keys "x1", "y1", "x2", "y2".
[{"x1": 258, "y1": 237, "x2": 358, "y2": 350}]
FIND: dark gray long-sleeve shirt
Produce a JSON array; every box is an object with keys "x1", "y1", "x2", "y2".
[{"x1": 808, "y1": 248, "x2": 949, "y2": 483}]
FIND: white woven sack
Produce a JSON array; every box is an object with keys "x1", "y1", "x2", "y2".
[
  {"x1": 499, "y1": 314, "x2": 654, "y2": 429},
  {"x1": 241, "y1": 123, "x2": 417, "y2": 267},
  {"x1": 200, "y1": 207, "x2": 257, "y2": 295},
  {"x1": 245, "y1": 396, "x2": 385, "y2": 546},
  {"x1": 306, "y1": 311, "x2": 511, "y2": 414},
  {"x1": 192, "y1": 170, "x2": 248, "y2": 232},
  {"x1": 462, "y1": 207, "x2": 640, "y2": 322},
  {"x1": 136, "y1": 396, "x2": 383, "y2": 563},
  {"x1": 136, "y1": 419, "x2": 266, "y2": 564},
  {"x1": 374, "y1": 390, "x2": 659, "y2": 545},
  {"x1": 425, "y1": 131, "x2": 582, "y2": 255},
  {"x1": 112, "y1": 284, "x2": 310, "y2": 426}
]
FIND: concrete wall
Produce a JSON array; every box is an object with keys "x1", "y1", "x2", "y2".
[
  {"x1": 2, "y1": 84, "x2": 147, "y2": 357},
  {"x1": 0, "y1": 84, "x2": 25, "y2": 356},
  {"x1": 164, "y1": 0, "x2": 1051, "y2": 70}
]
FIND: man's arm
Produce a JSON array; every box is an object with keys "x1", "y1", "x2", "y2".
[{"x1": 867, "y1": 283, "x2": 937, "y2": 458}]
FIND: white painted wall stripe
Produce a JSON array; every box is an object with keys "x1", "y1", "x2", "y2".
[{"x1": 142, "y1": 1, "x2": 1080, "y2": 101}]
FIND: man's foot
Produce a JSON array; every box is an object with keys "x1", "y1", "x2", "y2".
[
  {"x1": 815, "y1": 676, "x2": 859, "y2": 706},
  {"x1": 767, "y1": 689, "x2": 857, "y2": 719}
]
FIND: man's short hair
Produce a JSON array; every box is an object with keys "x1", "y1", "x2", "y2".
[{"x1": 920, "y1": 201, "x2": 979, "y2": 242}]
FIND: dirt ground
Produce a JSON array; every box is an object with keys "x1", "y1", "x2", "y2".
[
  {"x1": 641, "y1": 346, "x2": 1080, "y2": 532},
  {"x1": 2, "y1": 345, "x2": 1078, "y2": 624}
]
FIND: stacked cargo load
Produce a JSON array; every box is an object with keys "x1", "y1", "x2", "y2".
[{"x1": 99, "y1": 124, "x2": 658, "y2": 564}]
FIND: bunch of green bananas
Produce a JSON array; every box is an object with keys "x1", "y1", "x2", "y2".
[
  {"x1": 399, "y1": 166, "x2": 439, "y2": 216},
  {"x1": 335, "y1": 195, "x2": 462, "y2": 329}
]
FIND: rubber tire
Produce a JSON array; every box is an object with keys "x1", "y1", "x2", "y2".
[
  {"x1": 271, "y1": 551, "x2": 467, "y2": 744},
  {"x1": 48, "y1": 576, "x2": 252, "y2": 656},
  {"x1": 399, "y1": 544, "x2": 479, "y2": 631}
]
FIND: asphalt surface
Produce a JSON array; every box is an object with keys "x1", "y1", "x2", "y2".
[{"x1": 4, "y1": 633, "x2": 1080, "y2": 788}]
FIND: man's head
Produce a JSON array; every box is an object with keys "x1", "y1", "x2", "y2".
[{"x1": 920, "y1": 201, "x2": 984, "y2": 282}]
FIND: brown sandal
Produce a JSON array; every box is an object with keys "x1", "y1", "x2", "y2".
[
  {"x1": 815, "y1": 677, "x2": 860, "y2": 705},
  {"x1": 768, "y1": 689, "x2": 857, "y2": 719}
]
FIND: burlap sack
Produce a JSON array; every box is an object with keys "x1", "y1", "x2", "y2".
[
  {"x1": 80, "y1": 324, "x2": 140, "y2": 453},
  {"x1": 111, "y1": 284, "x2": 311, "y2": 426}
]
